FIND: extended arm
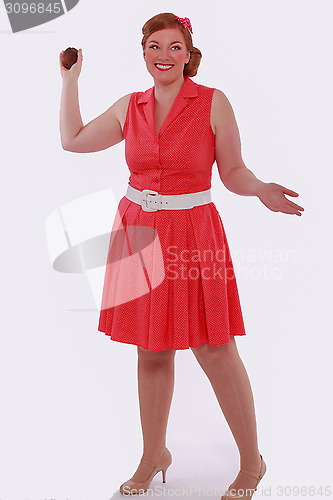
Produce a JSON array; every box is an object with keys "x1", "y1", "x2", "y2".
[{"x1": 213, "y1": 90, "x2": 304, "y2": 216}]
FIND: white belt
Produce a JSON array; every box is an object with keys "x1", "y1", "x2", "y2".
[{"x1": 125, "y1": 183, "x2": 212, "y2": 212}]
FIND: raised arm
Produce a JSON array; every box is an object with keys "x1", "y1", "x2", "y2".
[{"x1": 59, "y1": 48, "x2": 131, "y2": 153}]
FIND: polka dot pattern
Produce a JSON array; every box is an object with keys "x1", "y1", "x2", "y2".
[{"x1": 97, "y1": 76, "x2": 246, "y2": 351}]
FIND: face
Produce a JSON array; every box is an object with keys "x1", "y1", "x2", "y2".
[{"x1": 143, "y1": 28, "x2": 191, "y2": 81}]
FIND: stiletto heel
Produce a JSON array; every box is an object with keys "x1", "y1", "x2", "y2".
[
  {"x1": 221, "y1": 454, "x2": 267, "y2": 500},
  {"x1": 162, "y1": 468, "x2": 167, "y2": 483},
  {"x1": 119, "y1": 447, "x2": 172, "y2": 495}
]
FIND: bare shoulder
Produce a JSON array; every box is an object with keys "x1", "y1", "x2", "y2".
[
  {"x1": 111, "y1": 92, "x2": 133, "y2": 133},
  {"x1": 212, "y1": 88, "x2": 233, "y2": 108},
  {"x1": 211, "y1": 89, "x2": 235, "y2": 133}
]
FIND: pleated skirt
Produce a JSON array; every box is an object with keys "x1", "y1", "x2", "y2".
[{"x1": 97, "y1": 195, "x2": 246, "y2": 351}]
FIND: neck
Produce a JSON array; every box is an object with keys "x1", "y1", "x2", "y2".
[{"x1": 153, "y1": 75, "x2": 187, "y2": 103}]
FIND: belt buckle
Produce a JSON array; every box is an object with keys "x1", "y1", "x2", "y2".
[{"x1": 141, "y1": 189, "x2": 160, "y2": 212}]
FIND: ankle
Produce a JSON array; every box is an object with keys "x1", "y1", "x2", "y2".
[
  {"x1": 240, "y1": 451, "x2": 261, "y2": 471},
  {"x1": 142, "y1": 445, "x2": 166, "y2": 463}
]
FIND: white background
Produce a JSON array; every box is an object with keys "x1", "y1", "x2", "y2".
[{"x1": 0, "y1": 0, "x2": 332, "y2": 499}]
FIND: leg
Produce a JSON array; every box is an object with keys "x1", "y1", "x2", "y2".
[
  {"x1": 130, "y1": 346, "x2": 176, "y2": 483},
  {"x1": 190, "y1": 337, "x2": 262, "y2": 494}
]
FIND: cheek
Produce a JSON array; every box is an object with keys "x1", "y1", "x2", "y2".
[
  {"x1": 145, "y1": 53, "x2": 155, "y2": 64},
  {"x1": 173, "y1": 51, "x2": 187, "y2": 61}
]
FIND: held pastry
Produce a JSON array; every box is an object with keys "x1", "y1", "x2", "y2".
[{"x1": 62, "y1": 47, "x2": 78, "y2": 69}]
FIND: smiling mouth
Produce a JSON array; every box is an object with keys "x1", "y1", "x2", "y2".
[{"x1": 154, "y1": 63, "x2": 174, "y2": 71}]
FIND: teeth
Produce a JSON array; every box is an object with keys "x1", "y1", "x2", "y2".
[{"x1": 155, "y1": 64, "x2": 173, "y2": 69}]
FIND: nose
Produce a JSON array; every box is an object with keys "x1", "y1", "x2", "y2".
[{"x1": 158, "y1": 48, "x2": 170, "y2": 61}]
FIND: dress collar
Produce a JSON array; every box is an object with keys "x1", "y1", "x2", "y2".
[
  {"x1": 136, "y1": 76, "x2": 199, "y2": 139},
  {"x1": 137, "y1": 75, "x2": 199, "y2": 104}
]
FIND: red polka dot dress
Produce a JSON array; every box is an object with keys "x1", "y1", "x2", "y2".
[{"x1": 98, "y1": 75, "x2": 246, "y2": 351}]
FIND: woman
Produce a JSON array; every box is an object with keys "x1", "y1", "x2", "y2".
[{"x1": 59, "y1": 12, "x2": 304, "y2": 500}]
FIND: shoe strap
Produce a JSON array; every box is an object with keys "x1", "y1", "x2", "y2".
[
  {"x1": 240, "y1": 468, "x2": 261, "y2": 480},
  {"x1": 141, "y1": 458, "x2": 157, "y2": 467},
  {"x1": 140, "y1": 448, "x2": 166, "y2": 468},
  {"x1": 240, "y1": 455, "x2": 263, "y2": 480}
]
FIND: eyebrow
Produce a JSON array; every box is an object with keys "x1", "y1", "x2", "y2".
[{"x1": 148, "y1": 40, "x2": 183, "y2": 45}]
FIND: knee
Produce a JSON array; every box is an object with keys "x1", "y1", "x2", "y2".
[
  {"x1": 190, "y1": 337, "x2": 237, "y2": 365},
  {"x1": 137, "y1": 346, "x2": 176, "y2": 365}
]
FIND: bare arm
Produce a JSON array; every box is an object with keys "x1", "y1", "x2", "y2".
[
  {"x1": 60, "y1": 90, "x2": 131, "y2": 153},
  {"x1": 213, "y1": 89, "x2": 305, "y2": 215},
  {"x1": 59, "y1": 49, "x2": 131, "y2": 153},
  {"x1": 213, "y1": 89, "x2": 264, "y2": 196},
  {"x1": 59, "y1": 77, "x2": 84, "y2": 150}
]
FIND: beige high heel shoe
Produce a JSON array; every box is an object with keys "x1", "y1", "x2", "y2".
[
  {"x1": 221, "y1": 454, "x2": 267, "y2": 500},
  {"x1": 119, "y1": 447, "x2": 172, "y2": 495}
]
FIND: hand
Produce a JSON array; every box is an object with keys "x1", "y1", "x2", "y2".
[
  {"x1": 257, "y1": 182, "x2": 305, "y2": 216},
  {"x1": 59, "y1": 48, "x2": 83, "y2": 81}
]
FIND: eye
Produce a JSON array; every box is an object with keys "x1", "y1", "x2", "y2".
[{"x1": 148, "y1": 45, "x2": 181, "y2": 50}]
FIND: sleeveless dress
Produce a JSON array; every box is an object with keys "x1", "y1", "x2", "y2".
[{"x1": 97, "y1": 75, "x2": 246, "y2": 351}]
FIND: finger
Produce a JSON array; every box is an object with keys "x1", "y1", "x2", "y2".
[
  {"x1": 74, "y1": 49, "x2": 82, "y2": 65},
  {"x1": 282, "y1": 187, "x2": 299, "y2": 197},
  {"x1": 281, "y1": 206, "x2": 297, "y2": 214},
  {"x1": 59, "y1": 50, "x2": 66, "y2": 67},
  {"x1": 285, "y1": 200, "x2": 305, "y2": 211},
  {"x1": 281, "y1": 207, "x2": 301, "y2": 215},
  {"x1": 281, "y1": 203, "x2": 303, "y2": 216}
]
